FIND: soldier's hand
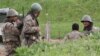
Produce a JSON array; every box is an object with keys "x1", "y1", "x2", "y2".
[{"x1": 35, "y1": 27, "x2": 40, "y2": 32}]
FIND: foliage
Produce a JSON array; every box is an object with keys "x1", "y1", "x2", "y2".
[{"x1": 15, "y1": 34, "x2": 100, "y2": 56}]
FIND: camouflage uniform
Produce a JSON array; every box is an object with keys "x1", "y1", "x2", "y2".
[
  {"x1": 64, "y1": 31, "x2": 83, "y2": 40},
  {"x1": 21, "y1": 14, "x2": 40, "y2": 46},
  {"x1": 21, "y1": 3, "x2": 42, "y2": 46},
  {"x1": 2, "y1": 22, "x2": 20, "y2": 56},
  {"x1": 2, "y1": 9, "x2": 20, "y2": 56},
  {"x1": 83, "y1": 26, "x2": 100, "y2": 36},
  {"x1": 81, "y1": 15, "x2": 100, "y2": 36}
]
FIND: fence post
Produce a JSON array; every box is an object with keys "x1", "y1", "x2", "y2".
[{"x1": 45, "y1": 21, "x2": 51, "y2": 41}]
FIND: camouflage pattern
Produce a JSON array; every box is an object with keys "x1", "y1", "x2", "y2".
[
  {"x1": 2, "y1": 22, "x2": 20, "y2": 56},
  {"x1": 21, "y1": 14, "x2": 40, "y2": 46},
  {"x1": 81, "y1": 15, "x2": 100, "y2": 36},
  {"x1": 83, "y1": 26, "x2": 100, "y2": 36},
  {"x1": 64, "y1": 31, "x2": 83, "y2": 40},
  {"x1": 4, "y1": 41, "x2": 20, "y2": 56}
]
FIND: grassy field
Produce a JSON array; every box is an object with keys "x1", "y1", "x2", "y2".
[
  {"x1": 0, "y1": 0, "x2": 100, "y2": 56},
  {"x1": 15, "y1": 34, "x2": 100, "y2": 56},
  {"x1": 0, "y1": 0, "x2": 100, "y2": 38}
]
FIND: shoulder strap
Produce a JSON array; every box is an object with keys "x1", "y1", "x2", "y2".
[{"x1": 30, "y1": 14, "x2": 39, "y2": 26}]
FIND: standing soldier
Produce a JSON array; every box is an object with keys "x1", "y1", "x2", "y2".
[
  {"x1": 64, "y1": 23, "x2": 83, "y2": 41},
  {"x1": 81, "y1": 15, "x2": 100, "y2": 36},
  {"x1": 21, "y1": 3, "x2": 42, "y2": 46},
  {"x1": 2, "y1": 9, "x2": 21, "y2": 56}
]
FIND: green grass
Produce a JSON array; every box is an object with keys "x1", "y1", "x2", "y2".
[
  {"x1": 1, "y1": 0, "x2": 100, "y2": 56},
  {"x1": 15, "y1": 32, "x2": 100, "y2": 56},
  {"x1": 0, "y1": 0, "x2": 100, "y2": 38},
  {"x1": 15, "y1": 34, "x2": 100, "y2": 56}
]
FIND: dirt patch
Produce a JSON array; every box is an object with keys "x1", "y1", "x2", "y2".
[{"x1": 0, "y1": 44, "x2": 7, "y2": 56}]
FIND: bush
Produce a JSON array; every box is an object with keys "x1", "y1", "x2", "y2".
[{"x1": 15, "y1": 34, "x2": 100, "y2": 56}]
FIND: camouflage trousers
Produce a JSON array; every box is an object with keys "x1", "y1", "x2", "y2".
[
  {"x1": 24, "y1": 36, "x2": 39, "y2": 47},
  {"x1": 4, "y1": 40, "x2": 20, "y2": 56}
]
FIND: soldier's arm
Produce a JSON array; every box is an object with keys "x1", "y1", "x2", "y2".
[
  {"x1": 6, "y1": 23, "x2": 19, "y2": 35},
  {"x1": 79, "y1": 32, "x2": 86, "y2": 38},
  {"x1": 63, "y1": 34, "x2": 69, "y2": 41},
  {"x1": 2, "y1": 23, "x2": 19, "y2": 41}
]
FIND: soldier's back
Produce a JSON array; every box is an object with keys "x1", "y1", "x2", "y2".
[
  {"x1": 2, "y1": 22, "x2": 19, "y2": 42},
  {"x1": 67, "y1": 31, "x2": 83, "y2": 40}
]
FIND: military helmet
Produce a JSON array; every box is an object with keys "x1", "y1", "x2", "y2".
[
  {"x1": 31, "y1": 3, "x2": 42, "y2": 12},
  {"x1": 7, "y1": 9, "x2": 18, "y2": 17},
  {"x1": 81, "y1": 15, "x2": 93, "y2": 23}
]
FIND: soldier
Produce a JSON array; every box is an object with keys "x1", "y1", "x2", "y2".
[
  {"x1": 64, "y1": 23, "x2": 83, "y2": 41},
  {"x1": 2, "y1": 9, "x2": 21, "y2": 56},
  {"x1": 21, "y1": 3, "x2": 42, "y2": 46},
  {"x1": 81, "y1": 15, "x2": 100, "y2": 36}
]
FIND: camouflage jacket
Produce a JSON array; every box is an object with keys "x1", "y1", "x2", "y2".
[
  {"x1": 64, "y1": 31, "x2": 83, "y2": 40},
  {"x1": 2, "y1": 22, "x2": 20, "y2": 42},
  {"x1": 83, "y1": 26, "x2": 100, "y2": 36},
  {"x1": 21, "y1": 14, "x2": 40, "y2": 40}
]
